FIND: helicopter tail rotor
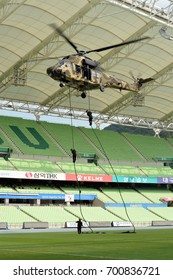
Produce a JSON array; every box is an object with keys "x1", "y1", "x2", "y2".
[
  {"x1": 137, "y1": 77, "x2": 154, "y2": 86},
  {"x1": 129, "y1": 71, "x2": 153, "y2": 89},
  {"x1": 129, "y1": 71, "x2": 141, "y2": 84}
]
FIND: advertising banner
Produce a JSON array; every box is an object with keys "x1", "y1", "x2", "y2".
[
  {"x1": 113, "y1": 175, "x2": 157, "y2": 184},
  {"x1": 65, "y1": 221, "x2": 89, "y2": 228},
  {"x1": 157, "y1": 177, "x2": 173, "y2": 184},
  {"x1": 66, "y1": 173, "x2": 112, "y2": 182},
  {"x1": 1, "y1": 170, "x2": 173, "y2": 185},
  {"x1": 0, "y1": 170, "x2": 65, "y2": 181},
  {"x1": 0, "y1": 193, "x2": 96, "y2": 201},
  {"x1": 112, "y1": 221, "x2": 133, "y2": 227}
]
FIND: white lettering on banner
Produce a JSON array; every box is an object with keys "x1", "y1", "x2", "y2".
[
  {"x1": 77, "y1": 175, "x2": 104, "y2": 181},
  {"x1": 66, "y1": 222, "x2": 89, "y2": 228},
  {"x1": 112, "y1": 221, "x2": 132, "y2": 227},
  {"x1": 123, "y1": 177, "x2": 129, "y2": 182}
]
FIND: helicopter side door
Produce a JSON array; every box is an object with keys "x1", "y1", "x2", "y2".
[
  {"x1": 73, "y1": 64, "x2": 92, "y2": 81},
  {"x1": 74, "y1": 64, "x2": 82, "y2": 78},
  {"x1": 82, "y1": 65, "x2": 91, "y2": 81}
]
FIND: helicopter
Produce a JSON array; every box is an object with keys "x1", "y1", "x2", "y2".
[{"x1": 47, "y1": 24, "x2": 153, "y2": 98}]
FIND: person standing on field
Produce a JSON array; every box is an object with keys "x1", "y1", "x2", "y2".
[{"x1": 76, "y1": 219, "x2": 82, "y2": 234}]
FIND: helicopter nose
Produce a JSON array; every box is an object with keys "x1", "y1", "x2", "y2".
[
  {"x1": 56, "y1": 68, "x2": 62, "y2": 75},
  {"x1": 47, "y1": 67, "x2": 53, "y2": 76}
]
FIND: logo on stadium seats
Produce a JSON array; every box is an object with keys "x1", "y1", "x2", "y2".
[
  {"x1": 25, "y1": 172, "x2": 33, "y2": 178},
  {"x1": 77, "y1": 174, "x2": 83, "y2": 181}
]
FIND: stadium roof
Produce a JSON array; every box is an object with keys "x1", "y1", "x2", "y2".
[{"x1": 1, "y1": 0, "x2": 173, "y2": 131}]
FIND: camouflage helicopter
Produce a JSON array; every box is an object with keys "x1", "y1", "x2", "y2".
[{"x1": 47, "y1": 24, "x2": 153, "y2": 98}]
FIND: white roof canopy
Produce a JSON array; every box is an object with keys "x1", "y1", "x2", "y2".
[{"x1": 1, "y1": 0, "x2": 173, "y2": 130}]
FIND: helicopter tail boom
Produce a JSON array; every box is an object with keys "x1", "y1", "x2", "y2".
[{"x1": 101, "y1": 75, "x2": 153, "y2": 92}]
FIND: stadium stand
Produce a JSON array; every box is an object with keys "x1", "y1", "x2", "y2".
[
  {"x1": 106, "y1": 207, "x2": 167, "y2": 222},
  {"x1": 0, "y1": 116, "x2": 65, "y2": 156},
  {"x1": 167, "y1": 137, "x2": 173, "y2": 147},
  {"x1": 79, "y1": 127, "x2": 144, "y2": 161},
  {"x1": 41, "y1": 122, "x2": 101, "y2": 157},
  {"x1": 57, "y1": 162, "x2": 103, "y2": 174},
  {"x1": 100, "y1": 164, "x2": 143, "y2": 176},
  {"x1": 135, "y1": 187, "x2": 173, "y2": 203},
  {"x1": 62, "y1": 186, "x2": 108, "y2": 204},
  {"x1": 100, "y1": 187, "x2": 151, "y2": 203},
  {"x1": 0, "y1": 116, "x2": 172, "y2": 166},
  {"x1": 139, "y1": 166, "x2": 173, "y2": 177},
  {"x1": 0, "y1": 206, "x2": 36, "y2": 224},
  {"x1": 147, "y1": 207, "x2": 173, "y2": 221},
  {"x1": 16, "y1": 185, "x2": 63, "y2": 194},
  {"x1": 64, "y1": 206, "x2": 117, "y2": 222},
  {"x1": 0, "y1": 185, "x2": 16, "y2": 193},
  {"x1": 0, "y1": 129, "x2": 18, "y2": 154},
  {"x1": 0, "y1": 117, "x2": 173, "y2": 229},
  {"x1": 123, "y1": 132, "x2": 173, "y2": 161},
  {"x1": 9, "y1": 158, "x2": 60, "y2": 172},
  {"x1": 0, "y1": 157, "x2": 14, "y2": 170},
  {"x1": 19, "y1": 206, "x2": 77, "y2": 224}
]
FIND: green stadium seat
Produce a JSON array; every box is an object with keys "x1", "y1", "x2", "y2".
[
  {"x1": 106, "y1": 207, "x2": 166, "y2": 222},
  {"x1": 57, "y1": 162, "x2": 103, "y2": 174},
  {"x1": 140, "y1": 166, "x2": 173, "y2": 177},
  {"x1": 20, "y1": 206, "x2": 77, "y2": 223},
  {"x1": 41, "y1": 122, "x2": 100, "y2": 157},
  {"x1": 123, "y1": 132, "x2": 173, "y2": 162},
  {"x1": 148, "y1": 207, "x2": 173, "y2": 221},
  {"x1": 100, "y1": 164, "x2": 143, "y2": 176},
  {"x1": 80, "y1": 128, "x2": 143, "y2": 161},
  {"x1": 0, "y1": 116, "x2": 65, "y2": 157},
  {"x1": 136, "y1": 187, "x2": 173, "y2": 203},
  {"x1": 0, "y1": 185, "x2": 16, "y2": 193},
  {"x1": 0, "y1": 157, "x2": 15, "y2": 170},
  {"x1": 9, "y1": 158, "x2": 60, "y2": 172},
  {"x1": 65, "y1": 206, "x2": 117, "y2": 222},
  {"x1": 0, "y1": 206, "x2": 36, "y2": 224}
]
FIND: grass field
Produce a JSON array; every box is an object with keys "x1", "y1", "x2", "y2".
[{"x1": 0, "y1": 228, "x2": 173, "y2": 260}]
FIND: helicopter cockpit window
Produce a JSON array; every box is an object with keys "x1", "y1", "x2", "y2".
[
  {"x1": 58, "y1": 60, "x2": 71, "y2": 68},
  {"x1": 63, "y1": 61, "x2": 71, "y2": 68},
  {"x1": 60, "y1": 61, "x2": 65, "y2": 66}
]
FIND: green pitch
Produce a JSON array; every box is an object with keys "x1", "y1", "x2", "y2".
[{"x1": 0, "y1": 228, "x2": 173, "y2": 260}]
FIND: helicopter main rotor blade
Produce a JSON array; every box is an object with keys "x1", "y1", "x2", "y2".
[
  {"x1": 27, "y1": 56, "x2": 64, "y2": 62},
  {"x1": 85, "y1": 36, "x2": 150, "y2": 54},
  {"x1": 49, "y1": 23, "x2": 79, "y2": 54}
]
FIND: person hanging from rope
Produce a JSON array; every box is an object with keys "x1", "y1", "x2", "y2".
[
  {"x1": 86, "y1": 110, "x2": 93, "y2": 126},
  {"x1": 71, "y1": 148, "x2": 77, "y2": 163}
]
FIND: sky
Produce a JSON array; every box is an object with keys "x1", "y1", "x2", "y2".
[
  {"x1": 157, "y1": 0, "x2": 170, "y2": 8},
  {"x1": 0, "y1": 109, "x2": 102, "y2": 129},
  {"x1": 0, "y1": 0, "x2": 172, "y2": 129}
]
